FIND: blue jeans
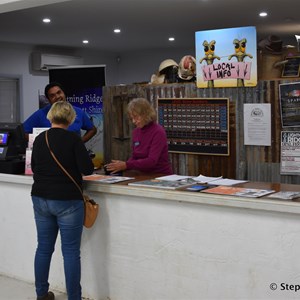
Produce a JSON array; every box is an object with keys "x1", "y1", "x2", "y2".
[{"x1": 32, "y1": 196, "x2": 84, "y2": 300}]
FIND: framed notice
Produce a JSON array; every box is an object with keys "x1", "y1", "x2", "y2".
[
  {"x1": 279, "y1": 82, "x2": 300, "y2": 127},
  {"x1": 281, "y1": 56, "x2": 300, "y2": 78},
  {"x1": 157, "y1": 98, "x2": 230, "y2": 155},
  {"x1": 280, "y1": 131, "x2": 300, "y2": 175}
]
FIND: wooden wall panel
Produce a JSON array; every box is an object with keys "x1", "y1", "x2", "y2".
[{"x1": 103, "y1": 80, "x2": 300, "y2": 183}]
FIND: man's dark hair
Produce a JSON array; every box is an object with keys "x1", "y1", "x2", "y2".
[{"x1": 44, "y1": 82, "x2": 65, "y2": 99}]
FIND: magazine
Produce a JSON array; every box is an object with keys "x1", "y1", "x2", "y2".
[
  {"x1": 83, "y1": 174, "x2": 134, "y2": 183},
  {"x1": 128, "y1": 179, "x2": 193, "y2": 190},
  {"x1": 202, "y1": 186, "x2": 275, "y2": 198},
  {"x1": 266, "y1": 191, "x2": 300, "y2": 200},
  {"x1": 155, "y1": 174, "x2": 249, "y2": 186},
  {"x1": 185, "y1": 185, "x2": 210, "y2": 192}
]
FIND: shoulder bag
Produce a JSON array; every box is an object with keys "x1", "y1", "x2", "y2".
[{"x1": 45, "y1": 130, "x2": 99, "y2": 228}]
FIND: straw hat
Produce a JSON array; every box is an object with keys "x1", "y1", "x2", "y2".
[{"x1": 158, "y1": 59, "x2": 178, "y2": 73}]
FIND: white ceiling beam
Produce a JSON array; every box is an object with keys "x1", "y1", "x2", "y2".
[{"x1": 0, "y1": 0, "x2": 72, "y2": 13}]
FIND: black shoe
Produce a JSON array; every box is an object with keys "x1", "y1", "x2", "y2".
[{"x1": 37, "y1": 291, "x2": 55, "y2": 300}]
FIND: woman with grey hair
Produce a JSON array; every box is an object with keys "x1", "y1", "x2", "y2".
[{"x1": 105, "y1": 98, "x2": 172, "y2": 175}]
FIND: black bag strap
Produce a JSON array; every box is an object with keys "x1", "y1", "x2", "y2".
[{"x1": 45, "y1": 130, "x2": 84, "y2": 199}]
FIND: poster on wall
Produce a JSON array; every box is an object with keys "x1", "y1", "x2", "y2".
[
  {"x1": 49, "y1": 65, "x2": 106, "y2": 168},
  {"x1": 281, "y1": 131, "x2": 300, "y2": 175},
  {"x1": 243, "y1": 103, "x2": 271, "y2": 146},
  {"x1": 195, "y1": 26, "x2": 257, "y2": 88},
  {"x1": 279, "y1": 82, "x2": 300, "y2": 127}
]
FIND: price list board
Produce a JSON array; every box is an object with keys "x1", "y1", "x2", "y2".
[{"x1": 158, "y1": 98, "x2": 230, "y2": 155}]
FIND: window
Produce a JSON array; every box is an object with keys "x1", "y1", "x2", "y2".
[{"x1": 0, "y1": 78, "x2": 19, "y2": 122}]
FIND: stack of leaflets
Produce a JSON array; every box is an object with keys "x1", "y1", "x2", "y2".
[
  {"x1": 192, "y1": 175, "x2": 223, "y2": 183},
  {"x1": 83, "y1": 174, "x2": 134, "y2": 184}
]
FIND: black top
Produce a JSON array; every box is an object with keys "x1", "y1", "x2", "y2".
[{"x1": 31, "y1": 128, "x2": 94, "y2": 200}]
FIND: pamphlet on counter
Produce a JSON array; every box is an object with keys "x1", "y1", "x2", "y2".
[
  {"x1": 83, "y1": 174, "x2": 134, "y2": 184},
  {"x1": 155, "y1": 174, "x2": 248, "y2": 186},
  {"x1": 201, "y1": 186, "x2": 275, "y2": 198},
  {"x1": 128, "y1": 179, "x2": 193, "y2": 190},
  {"x1": 266, "y1": 191, "x2": 300, "y2": 200}
]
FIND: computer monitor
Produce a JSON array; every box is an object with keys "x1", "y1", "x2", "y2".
[
  {"x1": 0, "y1": 132, "x2": 9, "y2": 146},
  {"x1": 0, "y1": 123, "x2": 27, "y2": 160}
]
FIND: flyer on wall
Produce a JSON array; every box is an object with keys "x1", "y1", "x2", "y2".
[
  {"x1": 243, "y1": 103, "x2": 271, "y2": 146},
  {"x1": 280, "y1": 131, "x2": 300, "y2": 175},
  {"x1": 279, "y1": 82, "x2": 300, "y2": 127}
]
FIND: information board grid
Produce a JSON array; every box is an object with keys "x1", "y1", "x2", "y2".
[{"x1": 158, "y1": 98, "x2": 230, "y2": 155}]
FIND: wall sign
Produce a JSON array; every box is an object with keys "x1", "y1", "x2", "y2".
[
  {"x1": 279, "y1": 81, "x2": 300, "y2": 127},
  {"x1": 157, "y1": 98, "x2": 230, "y2": 155},
  {"x1": 195, "y1": 26, "x2": 257, "y2": 88},
  {"x1": 281, "y1": 131, "x2": 300, "y2": 175}
]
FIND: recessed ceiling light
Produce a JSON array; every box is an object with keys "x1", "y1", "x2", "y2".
[
  {"x1": 169, "y1": 37, "x2": 175, "y2": 41},
  {"x1": 82, "y1": 40, "x2": 89, "y2": 44},
  {"x1": 259, "y1": 12, "x2": 268, "y2": 17},
  {"x1": 114, "y1": 29, "x2": 121, "y2": 33},
  {"x1": 42, "y1": 18, "x2": 51, "y2": 23}
]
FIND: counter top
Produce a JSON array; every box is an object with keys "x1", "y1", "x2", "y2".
[{"x1": 1, "y1": 172, "x2": 300, "y2": 215}]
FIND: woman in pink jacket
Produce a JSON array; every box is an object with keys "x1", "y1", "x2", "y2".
[{"x1": 105, "y1": 98, "x2": 172, "y2": 175}]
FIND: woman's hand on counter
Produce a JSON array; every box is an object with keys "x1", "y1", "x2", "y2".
[{"x1": 105, "y1": 160, "x2": 127, "y2": 174}]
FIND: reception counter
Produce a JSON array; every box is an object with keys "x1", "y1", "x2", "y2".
[{"x1": 1, "y1": 172, "x2": 300, "y2": 300}]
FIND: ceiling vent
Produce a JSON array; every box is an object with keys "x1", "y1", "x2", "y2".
[{"x1": 31, "y1": 52, "x2": 83, "y2": 71}]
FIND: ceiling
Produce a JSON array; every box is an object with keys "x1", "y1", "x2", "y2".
[{"x1": 0, "y1": 0, "x2": 299, "y2": 53}]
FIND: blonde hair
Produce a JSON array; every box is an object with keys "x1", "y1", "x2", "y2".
[
  {"x1": 127, "y1": 98, "x2": 157, "y2": 125},
  {"x1": 47, "y1": 101, "x2": 76, "y2": 126}
]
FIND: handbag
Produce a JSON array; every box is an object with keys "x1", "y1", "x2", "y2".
[{"x1": 45, "y1": 130, "x2": 99, "y2": 228}]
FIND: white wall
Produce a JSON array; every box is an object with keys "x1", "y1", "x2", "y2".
[
  {"x1": 0, "y1": 42, "x2": 194, "y2": 121},
  {"x1": 113, "y1": 47, "x2": 195, "y2": 85},
  {"x1": 2, "y1": 175, "x2": 300, "y2": 300}
]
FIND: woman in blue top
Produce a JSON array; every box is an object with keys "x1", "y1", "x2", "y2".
[{"x1": 23, "y1": 82, "x2": 97, "y2": 143}]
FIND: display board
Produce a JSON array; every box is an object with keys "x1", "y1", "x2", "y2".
[{"x1": 157, "y1": 98, "x2": 230, "y2": 155}]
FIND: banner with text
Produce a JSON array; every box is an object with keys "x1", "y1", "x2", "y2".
[{"x1": 49, "y1": 65, "x2": 106, "y2": 168}]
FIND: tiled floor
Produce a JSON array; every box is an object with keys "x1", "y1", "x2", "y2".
[{"x1": 0, "y1": 275, "x2": 67, "y2": 300}]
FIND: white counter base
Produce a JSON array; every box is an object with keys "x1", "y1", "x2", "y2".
[{"x1": 1, "y1": 173, "x2": 300, "y2": 299}]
